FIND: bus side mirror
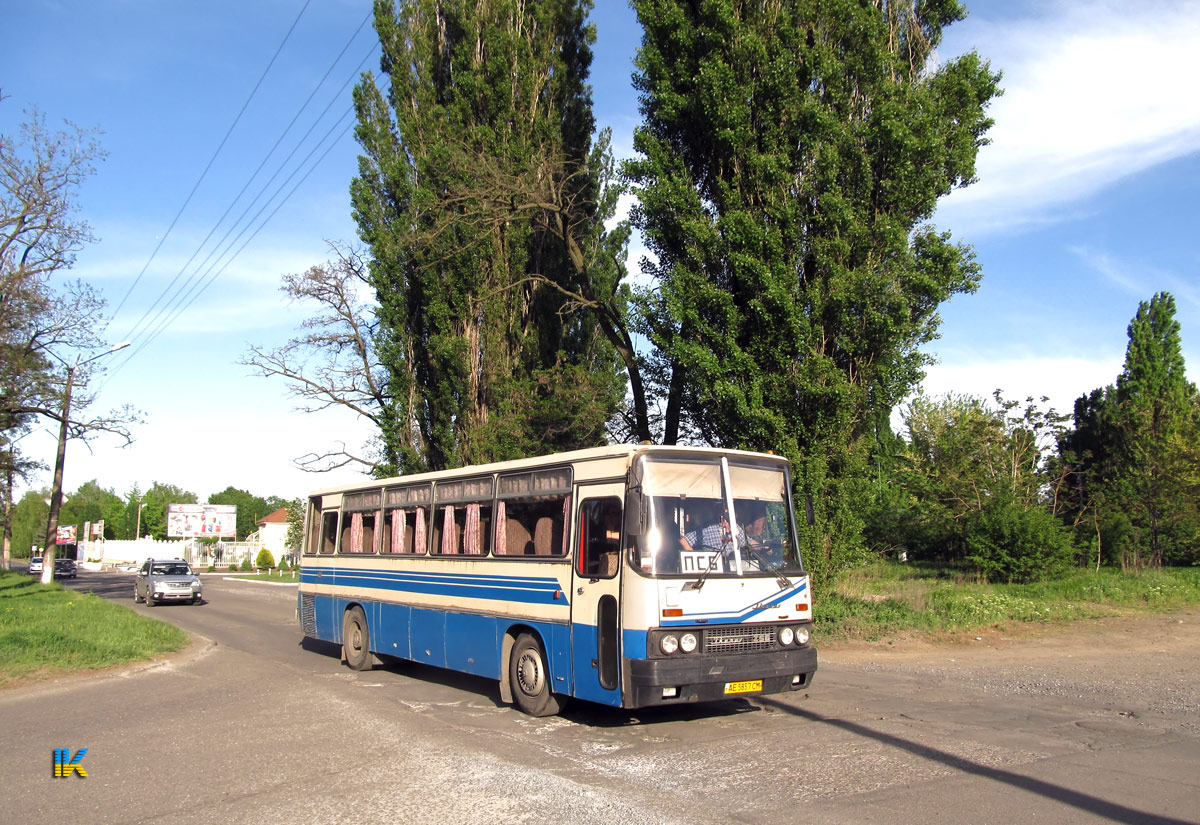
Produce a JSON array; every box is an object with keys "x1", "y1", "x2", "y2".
[{"x1": 624, "y1": 491, "x2": 643, "y2": 537}]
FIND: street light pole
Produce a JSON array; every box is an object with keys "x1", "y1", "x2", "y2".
[{"x1": 40, "y1": 341, "x2": 130, "y2": 585}]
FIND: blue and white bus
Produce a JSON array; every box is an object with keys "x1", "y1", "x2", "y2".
[{"x1": 298, "y1": 444, "x2": 816, "y2": 716}]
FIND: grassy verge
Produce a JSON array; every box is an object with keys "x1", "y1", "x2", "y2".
[
  {"x1": 815, "y1": 563, "x2": 1200, "y2": 642},
  {"x1": 0, "y1": 571, "x2": 188, "y2": 686}
]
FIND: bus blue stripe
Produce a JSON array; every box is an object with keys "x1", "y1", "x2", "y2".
[{"x1": 301, "y1": 567, "x2": 568, "y2": 606}]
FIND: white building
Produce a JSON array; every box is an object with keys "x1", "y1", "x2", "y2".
[{"x1": 250, "y1": 507, "x2": 291, "y2": 565}]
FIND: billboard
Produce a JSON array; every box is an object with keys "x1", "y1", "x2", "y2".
[
  {"x1": 56, "y1": 525, "x2": 77, "y2": 544},
  {"x1": 167, "y1": 504, "x2": 237, "y2": 538}
]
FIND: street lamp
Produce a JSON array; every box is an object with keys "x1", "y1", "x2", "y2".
[{"x1": 40, "y1": 341, "x2": 131, "y2": 584}]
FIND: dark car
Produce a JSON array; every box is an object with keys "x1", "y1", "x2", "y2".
[{"x1": 54, "y1": 557, "x2": 77, "y2": 578}]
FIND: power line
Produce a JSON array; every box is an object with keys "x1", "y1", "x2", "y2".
[
  {"x1": 114, "y1": 114, "x2": 358, "y2": 369},
  {"x1": 103, "y1": 10, "x2": 379, "y2": 383},
  {"x1": 110, "y1": 0, "x2": 315, "y2": 320},
  {"x1": 117, "y1": 10, "x2": 373, "y2": 348}
]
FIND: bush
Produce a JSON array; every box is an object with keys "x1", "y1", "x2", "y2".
[
  {"x1": 964, "y1": 499, "x2": 1075, "y2": 583},
  {"x1": 278, "y1": 558, "x2": 290, "y2": 572},
  {"x1": 255, "y1": 549, "x2": 275, "y2": 570},
  {"x1": 239, "y1": 558, "x2": 252, "y2": 572}
]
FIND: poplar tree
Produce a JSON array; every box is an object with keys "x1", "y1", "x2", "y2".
[
  {"x1": 627, "y1": 0, "x2": 1000, "y2": 574},
  {"x1": 1062, "y1": 293, "x2": 1200, "y2": 567},
  {"x1": 352, "y1": 0, "x2": 625, "y2": 474},
  {"x1": 1113, "y1": 293, "x2": 1199, "y2": 566}
]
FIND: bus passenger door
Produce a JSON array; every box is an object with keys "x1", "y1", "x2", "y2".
[{"x1": 570, "y1": 486, "x2": 624, "y2": 706}]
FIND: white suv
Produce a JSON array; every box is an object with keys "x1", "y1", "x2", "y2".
[{"x1": 134, "y1": 558, "x2": 203, "y2": 606}]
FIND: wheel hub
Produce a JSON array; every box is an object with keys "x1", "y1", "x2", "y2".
[{"x1": 516, "y1": 651, "x2": 543, "y2": 695}]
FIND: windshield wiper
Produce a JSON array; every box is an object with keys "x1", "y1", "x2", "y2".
[
  {"x1": 741, "y1": 542, "x2": 791, "y2": 590},
  {"x1": 682, "y1": 546, "x2": 723, "y2": 592}
]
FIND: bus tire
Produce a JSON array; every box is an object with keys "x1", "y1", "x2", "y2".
[
  {"x1": 343, "y1": 606, "x2": 372, "y2": 671},
  {"x1": 509, "y1": 633, "x2": 563, "y2": 717}
]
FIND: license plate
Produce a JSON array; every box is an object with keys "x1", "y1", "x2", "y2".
[{"x1": 724, "y1": 680, "x2": 763, "y2": 695}]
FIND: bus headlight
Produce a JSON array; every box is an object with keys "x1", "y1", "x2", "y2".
[
  {"x1": 660, "y1": 634, "x2": 679, "y2": 655},
  {"x1": 779, "y1": 626, "x2": 795, "y2": 646},
  {"x1": 680, "y1": 632, "x2": 698, "y2": 653},
  {"x1": 793, "y1": 626, "x2": 810, "y2": 646}
]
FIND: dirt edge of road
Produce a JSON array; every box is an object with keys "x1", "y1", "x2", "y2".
[{"x1": 820, "y1": 607, "x2": 1200, "y2": 667}]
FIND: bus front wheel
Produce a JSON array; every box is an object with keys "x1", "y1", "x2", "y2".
[
  {"x1": 509, "y1": 633, "x2": 564, "y2": 717},
  {"x1": 343, "y1": 606, "x2": 372, "y2": 671}
]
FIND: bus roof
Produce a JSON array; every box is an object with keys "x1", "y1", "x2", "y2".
[{"x1": 306, "y1": 443, "x2": 789, "y2": 497}]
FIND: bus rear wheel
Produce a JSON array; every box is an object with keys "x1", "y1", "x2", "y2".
[
  {"x1": 343, "y1": 606, "x2": 372, "y2": 671},
  {"x1": 509, "y1": 633, "x2": 564, "y2": 717}
]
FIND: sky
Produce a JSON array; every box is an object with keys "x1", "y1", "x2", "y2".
[{"x1": 2, "y1": 0, "x2": 1198, "y2": 508}]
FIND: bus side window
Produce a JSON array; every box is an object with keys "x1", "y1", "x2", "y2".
[
  {"x1": 432, "y1": 502, "x2": 491, "y2": 555},
  {"x1": 581, "y1": 498, "x2": 622, "y2": 578},
  {"x1": 497, "y1": 495, "x2": 570, "y2": 557},
  {"x1": 319, "y1": 511, "x2": 338, "y2": 554},
  {"x1": 340, "y1": 511, "x2": 377, "y2": 554}
]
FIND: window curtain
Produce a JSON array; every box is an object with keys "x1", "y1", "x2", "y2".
[
  {"x1": 465, "y1": 504, "x2": 482, "y2": 555},
  {"x1": 441, "y1": 506, "x2": 456, "y2": 554},
  {"x1": 496, "y1": 501, "x2": 506, "y2": 556},
  {"x1": 391, "y1": 509, "x2": 405, "y2": 553},
  {"x1": 350, "y1": 512, "x2": 364, "y2": 553}
]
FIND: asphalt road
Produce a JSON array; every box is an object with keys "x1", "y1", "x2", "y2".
[{"x1": 2, "y1": 568, "x2": 1199, "y2": 824}]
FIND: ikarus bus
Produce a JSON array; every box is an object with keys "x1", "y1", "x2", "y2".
[{"x1": 298, "y1": 444, "x2": 816, "y2": 716}]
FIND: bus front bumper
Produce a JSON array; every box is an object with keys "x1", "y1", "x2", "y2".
[{"x1": 625, "y1": 646, "x2": 817, "y2": 707}]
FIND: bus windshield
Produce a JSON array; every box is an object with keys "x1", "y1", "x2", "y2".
[{"x1": 631, "y1": 455, "x2": 804, "y2": 578}]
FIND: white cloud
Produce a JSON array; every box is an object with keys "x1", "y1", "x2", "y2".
[
  {"x1": 935, "y1": 0, "x2": 1200, "y2": 236},
  {"x1": 17, "y1": 393, "x2": 378, "y2": 503},
  {"x1": 916, "y1": 355, "x2": 1125, "y2": 418}
]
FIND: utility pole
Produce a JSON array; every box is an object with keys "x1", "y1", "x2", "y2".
[{"x1": 40, "y1": 342, "x2": 130, "y2": 585}]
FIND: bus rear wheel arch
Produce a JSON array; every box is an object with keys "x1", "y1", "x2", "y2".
[
  {"x1": 508, "y1": 632, "x2": 565, "y2": 717},
  {"x1": 343, "y1": 605, "x2": 372, "y2": 671}
]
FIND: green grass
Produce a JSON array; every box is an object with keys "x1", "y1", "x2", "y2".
[
  {"x1": 0, "y1": 571, "x2": 188, "y2": 686},
  {"x1": 815, "y1": 563, "x2": 1200, "y2": 642}
]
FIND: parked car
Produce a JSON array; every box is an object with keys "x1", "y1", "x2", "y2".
[
  {"x1": 27, "y1": 556, "x2": 43, "y2": 575},
  {"x1": 54, "y1": 557, "x2": 77, "y2": 578},
  {"x1": 134, "y1": 558, "x2": 203, "y2": 606}
]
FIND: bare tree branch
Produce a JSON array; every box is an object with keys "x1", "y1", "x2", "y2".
[{"x1": 242, "y1": 242, "x2": 388, "y2": 475}]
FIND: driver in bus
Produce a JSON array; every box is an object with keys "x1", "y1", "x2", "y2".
[{"x1": 681, "y1": 500, "x2": 768, "y2": 563}]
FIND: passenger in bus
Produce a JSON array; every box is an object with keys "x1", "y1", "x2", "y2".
[{"x1": 681, "y1": 499, "x2": 729, "y2": 553}]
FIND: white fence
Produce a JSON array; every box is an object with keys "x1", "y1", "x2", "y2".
[{"x1": 87, "y1": 537, "x2": 292, "y2": 570}]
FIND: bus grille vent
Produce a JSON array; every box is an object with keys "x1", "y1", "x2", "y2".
[
  {"x1": 705, "y1": 625, "x2": 776, "y2": 653},
  {"x1": 300, "y1": 593, "x2": 316, "y2": 636}
]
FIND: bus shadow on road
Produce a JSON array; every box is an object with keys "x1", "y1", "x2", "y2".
[
  {"x1": 561, "y1": 698, "x2": 761, "y2": 728},
  {"x1": 296, "y1": 636, "x2": 764, "y2": 724},
  {"x1": 757, "y1": 697, "x2": 1192, "y2": 825}
]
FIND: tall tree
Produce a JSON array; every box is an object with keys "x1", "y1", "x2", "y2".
[
  {"x1": 1061, "y1": 293, "x2": 1200, "y2": 567},
  {"x1": 9, "y1": 488, "x2": 48, "y2": 559},
  {"x1": 627, "y1": 0, "x2": 1000, "y2": 575},
  {"x1": 352, "y1": 0, "x2": 626, "y2": 475},
  {"x1": 59, "y1": 479, "x2": 125, "y2": 540},
  {"x1": 1114, "y1": 293, "x2": 1198, "y2": 566},
  {"x1": 1, "y1": 108, "x2": 139, "y2": 574}
]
